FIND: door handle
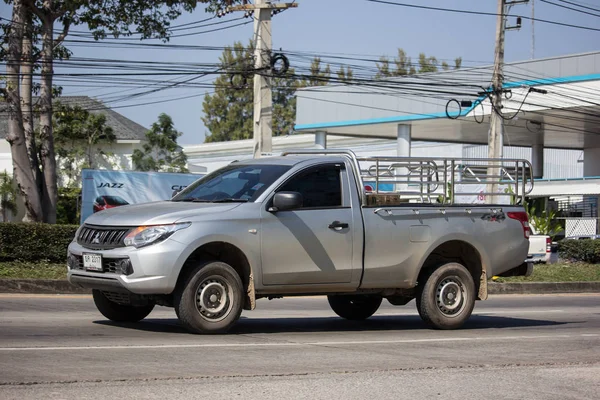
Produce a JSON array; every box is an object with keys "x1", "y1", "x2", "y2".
[{"x1": 328, "y1": 221, "x2": 349, "y2": 231}]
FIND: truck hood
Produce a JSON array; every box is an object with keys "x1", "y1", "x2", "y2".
[{"x1": 83, "y1": 201, "x2": 243, "y2": 226}]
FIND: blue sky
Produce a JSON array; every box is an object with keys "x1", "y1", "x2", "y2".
[{"x1": 2, "y1": 0, "x2": 599, "y2": 144}]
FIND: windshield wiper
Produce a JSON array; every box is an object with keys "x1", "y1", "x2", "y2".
[
  {"x1": 173, "y1": 198, "x2": 248, "y2": 203},
  {"x1": 211, "y1": 198, "x2": 249, "y2": 203},
  {"x1": 173, "y1": 198, "x2": 212, "y2": 202}
]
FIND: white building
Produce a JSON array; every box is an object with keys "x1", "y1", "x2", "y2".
[
  {"x1": 1, "y1": 96, "x2": 148, "y2": 175},
  {"x1": 0, "y1": 96, "x2": 148, "y2": 220}
]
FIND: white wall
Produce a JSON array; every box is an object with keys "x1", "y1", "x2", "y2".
[
  {"x1": 56, "y1": 141, "x2": 144, "y2": 187},
  {"x1": 0, "y1": 139, "x2": 144, "y2": 221},
  {"x1": 0, "y1": 140, "x2": 13, "y2": 175},
  {"x1": 185, "y1": 135, "x2": 465, "y2": 174}
]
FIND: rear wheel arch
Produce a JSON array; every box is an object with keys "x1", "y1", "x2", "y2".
[
  {"x1": 417, "y1": 240, "x2": 487, "y2": 300},
  {"x1": 176, "y1": 241, "x2": 255, "y2": 310}
]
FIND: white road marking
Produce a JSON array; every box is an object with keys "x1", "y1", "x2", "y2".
[
  {"x1": 0, "y1": 334, "x2": 597, "y2": 352},
  {"x1": 377, "y1": 309, "x2": 565, "y2": 316}
]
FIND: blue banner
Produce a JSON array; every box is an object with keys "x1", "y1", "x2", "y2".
[
  {"x1": 363, "y1": 181, "x2": 395, "y2": 192},
  {"x1": 80, "y1": 169, "x2": 204, "y2": 224}
]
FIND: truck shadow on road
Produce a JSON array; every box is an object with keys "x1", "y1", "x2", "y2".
[{"x1": 94, "y1": 314, "x2": 569, "y2": 335}]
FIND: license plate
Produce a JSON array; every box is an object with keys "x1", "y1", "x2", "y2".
[{"x1": 83, "y1": 253, "x2": 103, "y2": 272}]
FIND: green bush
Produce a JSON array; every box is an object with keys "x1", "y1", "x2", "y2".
[
  {"x1": 57, "y1": 187, "x2": 81, "y2": 225},
  {"x1": 558, "y1": 239, "x2": 600, "y2": 264},
  {"x1": 0, "y1": 223, "x2": 78, "y2": 263}
]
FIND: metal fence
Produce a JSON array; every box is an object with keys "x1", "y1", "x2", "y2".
[{"x1": 282, "y1": 149, "x2": 534, "y2": 206}]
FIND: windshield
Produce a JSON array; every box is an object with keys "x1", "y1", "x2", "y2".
[{"x1": 172, "y1": 164, "x2": 291, "y2": 203}]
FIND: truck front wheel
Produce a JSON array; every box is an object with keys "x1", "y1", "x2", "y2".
[
  {"x1": 175, "y1": 261, "x2": 244, "y2": 334},
  {"x1": 327, "y1": 294, "x2": 382, "y2": 320},
  {"x1": 416, "y1": 262, "x2": 475, "y2": 330},
  {"x1": 92, "y1": 290, "x2": 155, "y2": 322}
]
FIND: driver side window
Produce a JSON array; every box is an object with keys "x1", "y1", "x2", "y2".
[{"x1": 278, "y1": 165, "x2": 342, "y2": 209}]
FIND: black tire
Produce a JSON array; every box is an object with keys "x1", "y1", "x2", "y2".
[
  {"x1": 92, "y1": 290, "x2": 155, "y2": 322},
  {"x1": 175, "y1": 261, "x2": 244, "y2": 334},
  {"x1": 327, "y1": 294, "x2": 382, "y2": 320},
  {"x1": 416, "y1": 262, "x2": 476, "y2": 330}
]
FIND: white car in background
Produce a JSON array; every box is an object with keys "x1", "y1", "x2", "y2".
[{"x1": 528, "y1": 235, "x2": 558, "y2": 264}]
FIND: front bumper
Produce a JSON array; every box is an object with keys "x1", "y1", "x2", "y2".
[{"x1": 67, "y1": 237, "x2": 189, "y2": 295}]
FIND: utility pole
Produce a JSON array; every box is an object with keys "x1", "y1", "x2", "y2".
[
  {"x1": 227, "y1": 1, "x2": 298, "y2": 158},
  {"x1": 531, "y1": 0, "x2": 535, "y2": 59},
  {"x1": 487, "y1": 0, "x2": 506, "y2": 203},
  {"x1": 487, "y1": 0, "x2": 527, "y2": 203}
]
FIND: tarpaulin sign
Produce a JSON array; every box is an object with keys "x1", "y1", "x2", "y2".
[{"x1": 80, "y1": 169, "x2": 204, "y2": 224}]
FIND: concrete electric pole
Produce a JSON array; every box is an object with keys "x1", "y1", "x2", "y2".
[
  {"x1": 227, "y1": 1, "x2": 298, "y2": 158},
  {"x1": 531, "y1": 0, "x2": 535, "y2": 59},
  {"x1": 487, "y1": 0, "x2": 527, "y2": 203}
]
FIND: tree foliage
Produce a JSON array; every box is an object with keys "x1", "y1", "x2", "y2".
[
  {"x1": 202, "y1": 42, "x2": 254, "y2": 142},
  {"x1": 202, "y1": 42, "x2": 338, "y2": 143},
  {"x1": 53, "y1": 103, "x2": 116, "y2": 187},
  {"x1": 418, "y1": 53, "x2": 438, "y2": 73},
  {"x1": 337, "y1": 66, "x2": 354, "y2": 82},
  {"x1": 376, "y1": 48, "x2": 462, "y2": 78},
  {"x1": 376, "y1": 49, "x2": 416, "y2": 79},
  {"x1": 301, "y1": 57, "x2": 331, "y2": 87},
  {"x1": 525, "y1": 202, "x2": 562, "y2": 239},
  {"x1": 56, "y1": 187, "x2": 80, "y2": 225},
  {"x1": 132, "y1": 113, "x2": 188, "y2": 173},
  {"x1": 2, "y1": 0, "x2": 231, "y2": 222},
  {"x1": 0, "y1": 171, "x2": 18, "y2": 222}
]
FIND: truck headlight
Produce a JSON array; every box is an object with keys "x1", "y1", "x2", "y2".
[
  {"x1": 124, "y1": 222, "x2": 191, "y2": 248},
  {"x1": 72, "y1": 226, "x2": 83, "y2": 243}
]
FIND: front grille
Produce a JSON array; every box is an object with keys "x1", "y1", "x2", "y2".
[
  {"x1": 77, "y1": 225, "x2": 131, "y2": 250},
  {"x1": 69, "y1": 255, "x2": 133, "y2": 275}
]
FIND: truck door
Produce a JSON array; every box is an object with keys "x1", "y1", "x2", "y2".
[{"x1": 260, "y1": 163, "x2": 358, "y2": 285}]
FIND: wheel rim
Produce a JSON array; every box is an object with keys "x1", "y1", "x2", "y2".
[
  {"x1": 436, "y1": 276, "x2": 467, "y2": 317},
  {"x1": 195, "y1": 276, "x2": 234, "y2": 322}
]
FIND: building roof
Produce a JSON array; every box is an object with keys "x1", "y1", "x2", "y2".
[
  {"x1": 0, "y1": 96, "x2": 148, "y2": 141},
  {"x1": 528, "y1": 177, "x2": 600, "y2": 197},
  {"x1": 295, "y1": 51, "x2": 600, "y2": 150}
]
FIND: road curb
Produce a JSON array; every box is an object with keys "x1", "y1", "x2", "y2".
[
  {"x1": 0, "y1": 279, "x2": 599, "y2": 295},
  {"x1": 0, "y1": 279, "x2": 91, "y2": 294},
  {"x1": 488, "y1": 281, "x2": 600, "y2": 294}
]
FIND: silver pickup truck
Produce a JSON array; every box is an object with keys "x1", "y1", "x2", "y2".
[{"x1": 67, "y1": 150, "x2": 534, "y2": 333}]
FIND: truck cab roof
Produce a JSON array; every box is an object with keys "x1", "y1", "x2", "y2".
[{"x1": 233, "y1": 155, "x2": 347, "y2": 167}]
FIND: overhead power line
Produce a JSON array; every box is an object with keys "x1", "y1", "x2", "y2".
[
  {"x1": 366, "y1": 0, "x2": 600, "y2": 32},
  {"x1": 541, "y1": 0, "x2": 600, "y2": 17},
  {"x1": 557, "y1": 0, "x2": 600, "y2": 13}
]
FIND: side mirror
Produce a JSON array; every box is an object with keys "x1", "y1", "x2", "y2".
[{"x1": 270, "y1": 191, "x2": 303, "y2": 212}]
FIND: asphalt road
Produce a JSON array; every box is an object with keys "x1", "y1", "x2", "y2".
[{"x1": 0, "y1": 293, "x2": 599, "y2": 399}]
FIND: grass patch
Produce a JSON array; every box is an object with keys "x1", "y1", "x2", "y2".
[
  {"x1": 0, "y1": 261, "x2": 598, "y2": 283},
  {"x1": 493, "y1": 262, "x2": 600, "y2": 283},
  {"x1": 0, "y1": 262, "x2": 67, "y2": 280}
]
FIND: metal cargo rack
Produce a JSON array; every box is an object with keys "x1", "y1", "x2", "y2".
[{"x1": 281, "y1": 149, "x2": 534, "y2": 206}]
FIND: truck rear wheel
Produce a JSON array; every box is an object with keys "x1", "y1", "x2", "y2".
[
  {"x1": 175, "y1": 261, "x2": 244, "y2": 334},
  {"x1": 416, "y1": 262, "x2": 475, "y2": 330},
  {"x1": 328, "y1": 294, "x2": 382, "y2": 320},
  {"x1": 92, "y1": 290, "x2": 155, "y2": 322}
]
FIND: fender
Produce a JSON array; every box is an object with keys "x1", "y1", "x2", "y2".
[
  {"x1": 414, "y1": 233, "x2": 491, "y2": 300},
  {"x1": 173, "y1": 233, "x2": 259, "y2": 310}
]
